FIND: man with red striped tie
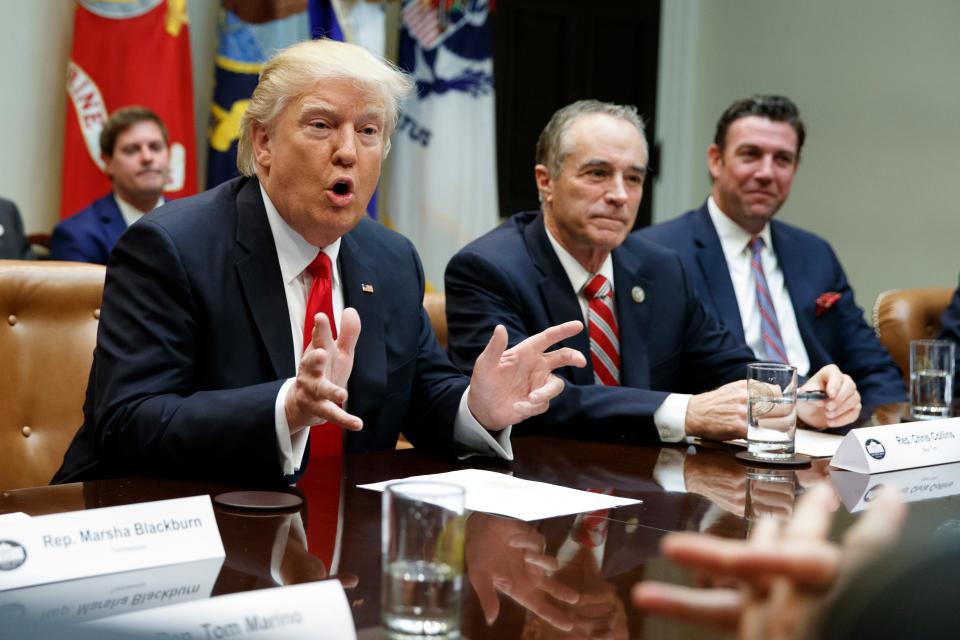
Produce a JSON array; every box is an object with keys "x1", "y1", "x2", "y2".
[{"x1": 446, "y1": 100, "x2": 861, "y2": 443}]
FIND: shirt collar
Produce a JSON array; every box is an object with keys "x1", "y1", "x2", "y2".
[
  {"x1": 544, "y1": 221, "x2": 615, "y2": 296},
  {"x1": 113, "y1": 193, "x2": 164, "y2": 228},
  {"x1": 707, "y1": 196, "x2": 774, "y2": 259},
  {"x1": 259, "y1": 183, "x2": 341, "y2": 287}
]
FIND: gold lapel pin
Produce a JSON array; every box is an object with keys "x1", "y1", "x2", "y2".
[
  {"x1": 361, "y1": 283, "x2": 375, "y2": 294},
  {"x1": 631, "y1": 286, "x2": 646, "y2": 303}
]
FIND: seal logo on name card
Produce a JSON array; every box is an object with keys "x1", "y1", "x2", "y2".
[
  {"x1": 0, "y1": 541, "x2": 27, "y2": 571},
  {"x1": 864, "y1": 438, "x2": 886, "y2": 460}
]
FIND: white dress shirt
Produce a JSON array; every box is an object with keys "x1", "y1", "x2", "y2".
[
  {"x1": 544, "y1": 226, "x2": 690, "y2": 442},
  {"x1": 114, "y1": 193, "x2": 164, "y2": 227},
  {"x1": 259, "y1": 186, "x2": 512, "y2": 475},
  {"x1": 707, "y1": 197, "x2": 810, "y2": 376}
]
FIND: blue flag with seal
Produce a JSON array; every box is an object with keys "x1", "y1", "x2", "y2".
[
  {"x1": 384, "y1": 0, "x2": 498, "y2": 290},
  {"x1": 206, "y1": 2, "x2": 309, "y2": 188}
]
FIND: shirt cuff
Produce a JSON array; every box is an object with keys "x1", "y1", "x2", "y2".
[
  {"x1": 453, "y1": 386, "x2": 514, "y2": 460},
  {"x1": 275, "y1": 377, "x2": 309, "y2": 476},
  {"x1": 653, "y1": 393, "x2": 692, "y2": 443}
]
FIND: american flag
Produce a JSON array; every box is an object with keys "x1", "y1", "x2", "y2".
[{"x1": 402, "y1": 0, "x2": 446, "y2": 50}]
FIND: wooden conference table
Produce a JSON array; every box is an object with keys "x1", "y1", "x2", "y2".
[{"x1": 3, "y1": 405, "x2": 960, "y2": 639}]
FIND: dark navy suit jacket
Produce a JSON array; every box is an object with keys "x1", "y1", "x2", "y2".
[
  {"x1": 937, "y1": 278, "x2": 960, "y2": 394},
  {"x1": 639, "y1": 203, "x2": 906, "y2": 405},
  {"x1": 50, "y1": 193, "x2": 127, "y2": 264},
  {"x1": 54, "y1": 177, "x2": 466, "y2": 485},
  {"x1": 445, "y1": 211, "x2": 756, "y2": 441},
  {"x1": 0, "y1": 197, "x2": 34, "y2": 259}
]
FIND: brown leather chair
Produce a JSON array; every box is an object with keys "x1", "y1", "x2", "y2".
[
  {"x1": 0, "y1": 260, "x2": 105, "y2": 490},
  {"x1": 873, "y1": 287, "x2": 954, "y2": 386},
  {"x1": 423, "y1": 290, "x2": 447, "y2": 349}
]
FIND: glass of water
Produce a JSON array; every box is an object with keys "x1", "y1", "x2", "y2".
[
  {"x1": 747, "y1": 363, "x2": 798, "y2": 459},
  {"x1": 910, "y1": 339, "x2": 955, "y2": 420},
  {"x1": 382, "y1": 481, "x2": 465, "y2": 638}
]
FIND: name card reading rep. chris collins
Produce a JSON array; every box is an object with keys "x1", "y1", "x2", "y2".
[{"x1": 0, "y1": 496, "x2": 224, "y2": 592}]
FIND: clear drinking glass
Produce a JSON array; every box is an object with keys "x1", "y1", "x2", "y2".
[
  {"x1": 910, "y1": 339, "x2": 955, "y2": 420},
  {"x1": 747, "y1": 363, "x2": 798, "y2": 459},
  {"x1": 381, "y1": 481, "x2": 466, "y2": 638}
]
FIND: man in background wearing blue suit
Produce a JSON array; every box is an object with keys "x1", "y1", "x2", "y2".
[
  {"x1": 640, "y1": 95, "x2": 905, "y2": 406},
  {"x1": 51, "y1": 106, "x2": 171, "y2": 264},
  {"x1": 445, "y1": 100, "x2": 861, "y2": 445}
]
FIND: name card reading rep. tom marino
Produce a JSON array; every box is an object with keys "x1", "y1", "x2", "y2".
[{"x1": 0, "y1": 496, "x2": 224, "y2": 592}]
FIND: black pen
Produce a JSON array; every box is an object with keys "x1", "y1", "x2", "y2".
[{"x1": 797, "y1": 390, "x2": 828, "y2": 401}]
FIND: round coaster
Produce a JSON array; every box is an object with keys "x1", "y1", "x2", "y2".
[
  {"x1": 213, "y1": 490, "x2": 304, "y2": 511},
  {"x1": 735, "y1": 451, "x2": 812, "y2": 468}
]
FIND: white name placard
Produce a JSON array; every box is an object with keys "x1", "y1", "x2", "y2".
[
  {"x1": 830, "y1": 461, "x2": 960, "y2": 512},
  {"x1": 84, "y1": 580, "x2": 355, "y2": 640},
  {"x1": 0, "y1": 495, "x2": 224, "y2": 592},
  {"x1": 830, "y1": 418, "x2": 960, "y2": 474}
]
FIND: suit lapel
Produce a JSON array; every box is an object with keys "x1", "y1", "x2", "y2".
[
  {"x1": 339, "y1": 228, "x2": 386, "y2": 432},
  {"x1": 612, "y1": 247, "x2": 652, "y2": 388},
  {"x1": 692, "y1": 206, "x2": 746, "y2": 342},
  {"x1": 233, "y1": 178, "x2": 295, "y2": 379},
  {"x1": 771, "y1": 222, "x2": 818, "y2": 356},
  {"x1": 99, "y1": 196, "x2": 129, "y2": 238},
  {"x1": 524, "y1": 214, "x2": 593, "y2": 386}
]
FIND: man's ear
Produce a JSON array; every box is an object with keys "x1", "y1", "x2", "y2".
[
  {"x1": 706, "y1": 143, "x2": 723, "y2": 181},
  {"x1": 101, "y1": 153, "x2": 114, "y2": 180},
  {"x1": 534, "y1": 164, "x2": 553, "y2": 204},
  {"x1": 251, "y1": 122, "x2": 272, "y2": 169}
]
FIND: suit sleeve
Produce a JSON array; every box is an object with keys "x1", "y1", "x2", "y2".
[
  {"x1": 937, "y1": 278, "x2": 960, "y2": 396},
  {"x1": 85, "y1": 220, "x2": 286, "y2": 484},
  {"x1": 818, "y1": 249, "x2": 907, "y2": 404},
  {"x1": 445, "y1": 248, "x2": 672, "y2": 442}
]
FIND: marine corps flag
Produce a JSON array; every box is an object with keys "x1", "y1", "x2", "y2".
[{"x1": 61, "y1": 0, "x2": 196, "y2": 218}]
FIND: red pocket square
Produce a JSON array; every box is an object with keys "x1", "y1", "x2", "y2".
[{"x1": 815, "y1": 292, "x2": 842, "y2": 317}]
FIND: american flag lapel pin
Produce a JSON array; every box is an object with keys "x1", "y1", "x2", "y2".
[{"x1": 361, "y1": 283, "x2": 375, "y2": 294}]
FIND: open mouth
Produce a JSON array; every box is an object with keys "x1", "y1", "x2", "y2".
[
  {"x1": 332, "y1": 180, "x2": 351, "y2": 196},
  {"x1": 325, "y1": 177, "x2": 355, "y2": 206}
]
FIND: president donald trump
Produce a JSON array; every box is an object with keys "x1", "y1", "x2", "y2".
[{"x1": 54, "y1": 39, "x2": 584, "y2": 485}]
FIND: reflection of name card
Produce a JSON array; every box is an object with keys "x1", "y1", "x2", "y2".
[
  {"x1": 830, "y1": 418, "x2": 960, "y2": 474},
  {"x1": 0, "y1": 557, "x2": 222, "y2": 624},
  {"x1": 0, "y1": 496, "x2": 224, "y2": 592},
  {"x1": 85, "y1": 580, "x2": 355, "y2": 640},
  {"x1": 830, "y1": 461, "x2": 960, "y2": 512}
]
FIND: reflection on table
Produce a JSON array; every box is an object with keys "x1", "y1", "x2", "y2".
[{"x1": 1, "y1": 403, "x2": 959, "y2": 638}]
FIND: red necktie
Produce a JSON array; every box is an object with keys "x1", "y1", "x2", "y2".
[
  {"x1": 583, "y1": 274, "x2": 621, "y2": 386},
  {"x1": 298, "y1": 251, "x2": 341, "y2": 570},
  {"x1": 749, "y1": 237, "x2": 789, "y2": 363}
]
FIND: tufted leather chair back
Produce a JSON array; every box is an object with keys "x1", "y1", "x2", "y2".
[
  {"x1": 873, "y1": 287, "x2": 954, "y2": 387},
  {"x1": 423, "y1": 291, "x2": 447, "y2": 349},
  {"x1": 0, "y1": 260, "x2": 105, "y2": 490}
]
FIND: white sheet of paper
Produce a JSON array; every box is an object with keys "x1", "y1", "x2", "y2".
[
  {"x1": 84, "y1": 580, "x2": 354, "y2": 640},
  {"x1": 727, "y1": 428, "x2": 844, "y2": 458},
  {"x1": 359, "y1": 468, "x2": 640, "y2": 521}
]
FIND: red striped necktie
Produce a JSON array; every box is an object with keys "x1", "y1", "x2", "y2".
[
  {"x1": 749, "y1": 237, "x2": 789, "y2": 364},
  {"x1": 583, "y1": 274, "x2": 620, "y2": 386}
]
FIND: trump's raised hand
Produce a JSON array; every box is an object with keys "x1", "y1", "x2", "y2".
[
  {"x1": 467, "y1": 321, "x2": 586, "y2": 430},
  {"x1": 284, "y1": 308, "x2": 363, "y2": 433}
]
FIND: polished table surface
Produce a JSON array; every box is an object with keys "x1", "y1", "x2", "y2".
[{"x1": 3, "y1": 410, "x2": 960, "y2": 639}]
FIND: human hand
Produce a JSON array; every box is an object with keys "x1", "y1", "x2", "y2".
[
  {"x1": 284, "y1": 308, "x2": 363, "y2": 433},
  {"x1": 466, "y1": 514, "x2": 580, "y2": 630},
  {"x1": 797, "y1": 364, "x2": 860, "y2": 428},
  {"x1": 684, "y1": 380, "x2": 749, "y2": 440},
  {"x1": 467, "y1": 321, "x2": 586, "y2": 430},
  {"x1": 631, "y1": 483, "x2": 906, "y2": 639}
]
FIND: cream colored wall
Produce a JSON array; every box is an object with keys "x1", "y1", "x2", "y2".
[
  {"x1": 655, "y1": 0, "x2": 960, "y2": 317},
  {"x1": 0, "y1": 0, "x2": 218, "y2": 236}
]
